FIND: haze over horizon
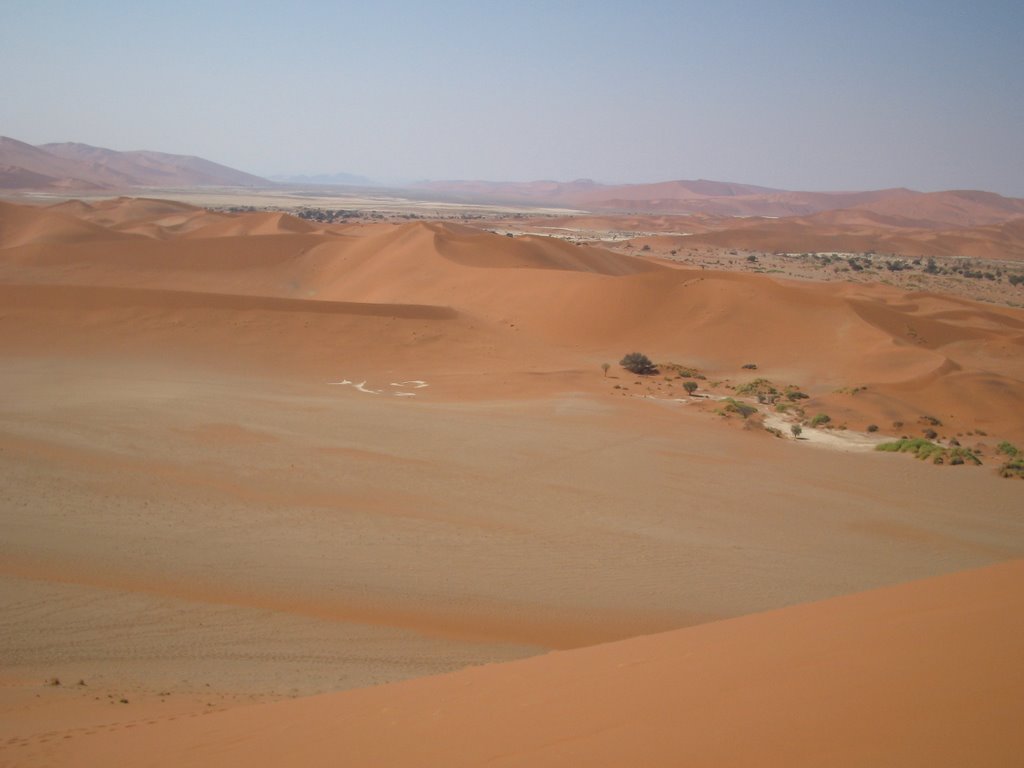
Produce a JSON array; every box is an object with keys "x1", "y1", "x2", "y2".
[{"x1": 3, "y1": 1, "x2": 1023, "y2": 195}]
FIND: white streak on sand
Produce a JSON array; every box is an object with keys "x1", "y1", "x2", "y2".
[{"x1": 329, "y1": 378, "x2": 428, "y2": 397}]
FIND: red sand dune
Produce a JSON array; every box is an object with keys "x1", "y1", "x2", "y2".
[
  {"x1": 23, "y1": 561, "x2": 1024, "y2": 768},
  {"x1": 1, "y1": 198, "x2": 1022, "y2": 439}
]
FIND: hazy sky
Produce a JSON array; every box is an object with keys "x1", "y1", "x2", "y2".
[{"x1": 3, "y1": 1, "x2": 1023, "y2": 194}]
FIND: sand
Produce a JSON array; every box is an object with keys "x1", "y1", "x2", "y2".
[
  {"x1": 9, "y1": 562, "x2": 1024, "y2": 766},
  {"x1": 1, "y1": 197, "x2": 1022, "y2": 765}
]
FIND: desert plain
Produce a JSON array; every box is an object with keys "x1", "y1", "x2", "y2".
[{"x1": 1, "y1": 191, "x2": 1023, "y2": 766}]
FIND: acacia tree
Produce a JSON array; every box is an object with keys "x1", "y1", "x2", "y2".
[
  {"x1": 683, "y1": 380, "x2": 698, "y2": 396},
  {"x1": 620, "y1": 352, "x2": 657, "y2": 375}
]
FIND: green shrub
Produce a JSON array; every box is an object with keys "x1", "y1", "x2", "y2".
[
  {"x1": 999, "y1": 456, "x2": 1024, "y2": 479},
  {"x1": 810, "y1": 413, "x2": 831, "y2": 428},
  {"x1": 722, "y1": 398, "x2": 757, "y2": 418},
  {"x1": 875, "y1": 439, "x2": 981, "y2": 466},
  {"x1": 736, "y1": 378, "x2": 778, "y2": 397}
]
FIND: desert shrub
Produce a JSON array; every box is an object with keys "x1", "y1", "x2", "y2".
[
  {"x1": 919, "y1": 415, "x2": 943, "y2": 426},
  {"x1": 722, "y1": 398, "x2": 757, "y2": 418},
  {"x1": 764, "y1": 426, "x2": 783, "y2": 438},
  {"x1": 997, "y1": 441, "x2": 1019, "y2": 457},
  {"x1": 735, "y1": 378, "x2": 778, "y2": 397},
  {"x1": 620, "y1": 352, "x2": 657, "y2": 375},
  {"x1": 790, "y1": 424, "x2": 803, "y2": 437},
  {"x1": 998, "y1": 456, "x2": 1024, "y2": 479},
  {"x1": 866, "y1": 424, "x2": 879, "y2": 433},
  {"x1": 948, "y1": 447, "x2": 982, "y2": 466},
  {"x1": 683, "y1": 381, "x2": 699, "y2": 395},
  {"x1": 876, "y1": 438, "x2": 945, "y2": 462},
  {"x1": 662, "y1": 363, "x2": 706, "y2": 380},
  {"x1": 810, "y1": 413, "x2": 831, "y2": 428},
  {"x1": 741, "y1": 363, "x2": 758, "y2": 370},
  {"x1": 875, "y1": 439, "x2": 981, "y2": 466},
  {"x1": 786, "y1": 390, "x2": 809, "y2": 401},
  {"x1": 923, "y1": 428, "x2": 938, "y2": 440}
]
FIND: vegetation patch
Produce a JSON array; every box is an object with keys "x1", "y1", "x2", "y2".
[
  {"x1": 735, "y1": 378, "x2": 778, "y2": 398},
  {"x1": 661, "y1": 362, "x2": 707, "y2": 380},
  {"x1": 997, "y1": 443, "x2": 1024, "y2": 479},
  {"x1": 835, "y1": 385, "x2": 868, "y2": 395},
  {"x1": 809, "y1": 413, "x2": 832, "y2": 428},
  {"x1": 875, "y1": 438, "x2": 982, "y2": 466},
  {"x1": 717, "y1": 398, "x2": 758, "y2": 419},
  {"x1": 620, "y1": 352, "x2": 657, "y2": 375}
]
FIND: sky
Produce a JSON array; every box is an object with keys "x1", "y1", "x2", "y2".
[{"x1": 2, "y1": 0, "x2": 1023, "y2": 195}]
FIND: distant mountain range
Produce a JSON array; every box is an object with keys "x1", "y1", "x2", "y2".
[
  {"x1": 3, "y1": 136, "x2": 1023, "y2": 229},
  {"x1": 413, "y1": 179, "x2": 1024, "y2": 227},
  {"x1": 0, "y1": 137, "x2": 268, "y2": 190},
  {"x1": 269, "y1": 172, "x2": 375, "y2": 187}
]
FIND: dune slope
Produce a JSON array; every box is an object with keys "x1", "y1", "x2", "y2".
[{"x1": 19, "y1": 561, "x2": 1024, "y2": 768}]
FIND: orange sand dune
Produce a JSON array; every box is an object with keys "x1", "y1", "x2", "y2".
[
  {"x1": 181, "y1": 209, "x2": 321, "y2": 239},
  {"x1": 0, "y1": 282, "x2": 500, "y2": 383},
  {"x1": 0, "y1": 200, "x2": 143, "y2": 248},
  {"x1": 23, "y1": 561, "x2": 1024, "y2": 768},
  {"x1": 3, "y1": 198, "x2": 1023, "y2": 439}
]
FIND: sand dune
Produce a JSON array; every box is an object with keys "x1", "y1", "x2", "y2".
[
  {"x1": 0, "y1": 200, "x2": 142, "y2": 248},
  {"x1": 2, "y1": 196, "x2": 1023, "y2": 764},
  {"x1": 17, "y1": 561, "x2": 1023, "y2": 768},
  {"x1": 2, "y1": 199, "x2": 1022, "y2": 439},
  {"x1": 181, "y1": 210, "x2": 321, "y2": 239}
]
